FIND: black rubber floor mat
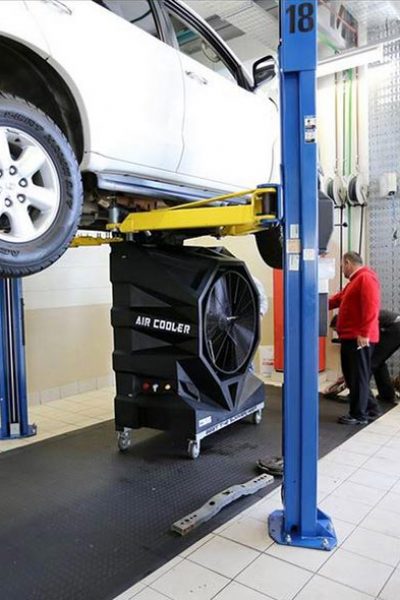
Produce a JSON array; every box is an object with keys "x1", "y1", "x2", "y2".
[{"x1": 0, "y1": 387, "x2": 388, "y2": 600}]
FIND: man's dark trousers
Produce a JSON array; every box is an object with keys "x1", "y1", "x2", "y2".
[
  {"x1": 372, "y1": 322, "x2": 400, "y2": 401},
  {"x1": 341, "y1": 340, "x2": 378, "y2": 419}
]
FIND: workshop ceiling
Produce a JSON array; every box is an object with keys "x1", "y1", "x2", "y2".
[
  {"x1": 186, "y1": 0, "x2": 279, "y2": 47},
  {"x1": 186, "y1": 0, "x2": 400, "y2": 56},
  {"x1": 340, "y1": 0, "x2": 400, "y2": 27}
]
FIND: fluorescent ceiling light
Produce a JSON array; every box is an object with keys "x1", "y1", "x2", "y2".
[{"x1": 317, "y1": 44, "x2": 383, "y2": 78}]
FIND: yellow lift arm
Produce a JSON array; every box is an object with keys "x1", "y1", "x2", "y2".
[{"x1": 72, "y1": 186, "x2": 279, "y2": 247}]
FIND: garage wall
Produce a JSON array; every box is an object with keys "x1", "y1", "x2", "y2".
[
  {"x1": 24, "y1": 235, "x2": 273, "y2": 405},
  {"x1": 368, "y1": 21, "x2": 400, "y2": 375},
  {"x1": 22, "y1": 245, "x2": 113, "y2": 405},
  {"x1": 317, "y1": 54, "x2": 371, "y2": 378}
]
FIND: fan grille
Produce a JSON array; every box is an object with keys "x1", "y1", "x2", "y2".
[{"x1": 204, "y1": 270, "x2": 258, "y2": 375}]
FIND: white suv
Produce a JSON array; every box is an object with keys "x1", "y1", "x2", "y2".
[{"x1": 0, "y1": 0, "x2": 278, "y2": 277}]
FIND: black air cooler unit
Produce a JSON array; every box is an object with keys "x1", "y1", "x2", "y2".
[{"x1": 111, "y1": 243, "x2": 265, "y2": 458}]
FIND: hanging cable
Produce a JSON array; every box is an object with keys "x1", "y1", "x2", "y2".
[{"x1": 358, "y1": 204, "x2": 365, "y2": 255}]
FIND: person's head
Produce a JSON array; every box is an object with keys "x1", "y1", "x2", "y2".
[{"x1": 342, "y1": 251, "x2": 363, "y2": 279}]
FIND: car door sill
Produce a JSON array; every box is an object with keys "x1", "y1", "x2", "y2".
[{"x1": 97, "y1": 173, "x2": 231, "y2": 204}]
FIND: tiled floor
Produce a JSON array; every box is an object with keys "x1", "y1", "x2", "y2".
[
  {"x1": 1, "y1": 389, "x2": 400, "y2": 600},
  {"x1": 0, "y1": 387, "x2": 114, "y2": 453},
  {"x1": 113, "y1": 404, "x2": 400, "y2": 600}
]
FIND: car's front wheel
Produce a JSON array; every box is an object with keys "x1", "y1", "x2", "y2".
[{"x1": 0, "y1": 93, "x2": 83, "y2": 277}]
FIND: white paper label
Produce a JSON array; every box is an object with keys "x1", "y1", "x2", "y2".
[
  {"x1": 303, "y1": 248, "x2": 316, "y2": 261},
  {"x1": 289, "y1": 255, "x2": 300, "y2": 271}
]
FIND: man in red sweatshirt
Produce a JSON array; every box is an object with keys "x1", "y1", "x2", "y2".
[{"x1": 329, "y1": 251, "x2": 381, "y2": 425}]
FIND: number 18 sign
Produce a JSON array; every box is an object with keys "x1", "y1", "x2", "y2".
[{"x1": 280, "y1": 0, "x2": 317, "y2": 73}]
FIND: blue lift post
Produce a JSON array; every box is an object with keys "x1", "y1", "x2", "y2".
[
  {"x1": 0, "y1": 278, "x2": 36, "y2": 440},
  {"x1": 268, "y1": 0, "x2": 337, "y2": 550}
]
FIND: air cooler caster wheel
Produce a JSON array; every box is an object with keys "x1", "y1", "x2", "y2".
[
  {"x1": 188, "y1": 440, "x2": 201, "y2": 460},
  {"x1": 117, "y1": 430, "x2": 132, "y2": 452},
  {"x1": 252, "y1": 409, "x2": 263, "y2": 425}
]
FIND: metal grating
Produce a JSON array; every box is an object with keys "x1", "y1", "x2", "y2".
[
  {"x1": 344, "y1": 0, "x2": 400, "y2": 27},
  {"x1": 186, "y1": 0, "x2": 279, "y2": 47},
  {"x1": 368, "y1": 20, "x2": 400, "y2": 375}
]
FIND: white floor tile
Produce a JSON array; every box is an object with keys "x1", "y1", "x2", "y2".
[
  {"x1": 329, "y1": 481, "x2": 386, "y2": 507},
  {"x1": 375, "y1": 447, "x2": 400, "y2": 462},
  {"x1": 339, "y1": 439, "x2": 384, "y2": 457},
  {"x1": 361, "y1": 507, "x2": 400, "y2": 539},
  {"x1": 179, "y1": 534, "x2": 215, "y2": 558},
  {"x1": 212, "y1": 580, "x2": 274, "y2": 600},
  {"x1": 140, "y1": 558, "x2": 183, "y2": 587},
  {"x1": 33, "y1": 417, "x2": 64, "y2": 432},
  {"x1": 379, "y1": 567, "x2": 400, "y2": 600},
  {"x1": 72, "y1": 407, "x2": 112, "y2": 419},
  {"x1": 188, "y1": 535, "x2": 259, "y2": 579},
  {"x1": 342, "y1": 527, "x2": 400, "y2": 567},
  {"x1": 361, "y1": 456, "x2": 400, "y2": 478},
  {"x1": 376, "y1": 492, "x2": 400, "y2": 515},
  {"x1": 266, "y1": 541, "x2": 333, "y2": 572},
  {"x1": 151, "y1": 559, "x2": 229, "y2": 600},
  {"x1": 295, "y1": 574, "x2": 376, "y2": 600},
  {"x1": 245, "y1": 497, "x2": 283, "y2": 523},
  {"x1": 50, "y1": 399, "x2": 83, "y2": 413},
  {"x1": 390, "y1": 480, "x2": 400, "y2": 495},
  {"x1": 319, "y1": 495, "x2": 372, "y2": 525},
  {"x1": 332, "y1": 519, "x2": 357, "y2": 546},
  {"x1": 354, "y1": 431, "x2": 392, "y2": 446},
  {"x1": 385, "y1": 439, "x2": 400, "y2": 452},
  {"x1": 348, "y1": 469, "x2": 399, "y2": 491},
  {"x1": 236, "y1": 553, "x2": 312, "y2": 600},
  {"x1": 319, "y1": 461, "x2": 358, "y2": 481},
  {"x1": 113, "y1": 582, "x2": 146, "y2": 599},
  {"x1": 323, "y1": 449, "x2": 368, "y2": 468},
  {"x1": 368, "y1": 422, "x2": 400, "y2": 435},
  {"x1": 319, "y1": 548, "x2": 393, "y2": 596},
  {"x1": 133, "y1": 588, "x2": 170, "y2": 600},
  {"x1": 218, "y1": 517, "x2": 274, "y2": 552},
  {"x1": 318, "y1": 474, "x2": 345, "y2": 495}
]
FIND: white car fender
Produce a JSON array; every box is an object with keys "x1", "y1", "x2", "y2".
[
  {"x1": 0, "y1": 1, "x2": 50, "y2": 58},
  {"x1": 0, "y1": 1, "x2": 92, "y2": 166}
]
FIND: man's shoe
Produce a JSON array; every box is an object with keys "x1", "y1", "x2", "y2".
[
  {"x1": 367, "y1": 410, "x2": 383, "y2": 421},
  {"x1": 337, "y1": 414, "x2": 368, "y2": 425},
  {"x1": 376, "y1": 395, "x2": 397, "y2": 405}
]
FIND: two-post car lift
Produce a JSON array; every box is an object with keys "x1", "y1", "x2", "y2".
[{"x1": 0, "y1": 0, "x2": 336, "y2": 550}]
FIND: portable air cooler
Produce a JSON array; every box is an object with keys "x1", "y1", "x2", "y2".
[{"x1": 110, "y1": 243, "x2": 265, "y2": 458}]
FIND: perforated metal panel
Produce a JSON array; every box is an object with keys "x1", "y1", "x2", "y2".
[{"x1": 368, "y1": 21, "x2": 400, "y2": 374}]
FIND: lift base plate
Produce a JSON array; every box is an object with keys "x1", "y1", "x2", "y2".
[{"x1": 268, "y1": 508, "x2": 337, "y2": 551}]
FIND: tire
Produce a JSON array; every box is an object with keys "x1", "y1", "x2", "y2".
[
  {"x1": 255, "y1": 191, "x2": 334, "y2": 268},
  {"x1": 0, "y1": 93, "x2": 83, "y2": 277},
  {"x1": 255, "y1": 225, "x2": 283, "y2": 269}
]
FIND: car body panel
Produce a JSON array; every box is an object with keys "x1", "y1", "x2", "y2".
[
  {"x1": 175, "y1": 51, "x2": 276, "y2": 188},
  {"x1": 1, "y1": 0, "x2": 279, "y2": 197},
  {"x1": 27, "y1": 0, "x2": 185, "y2": 174},
  {"x1": 0, "y1": 1, "x2": 50, "y2": 57}
]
